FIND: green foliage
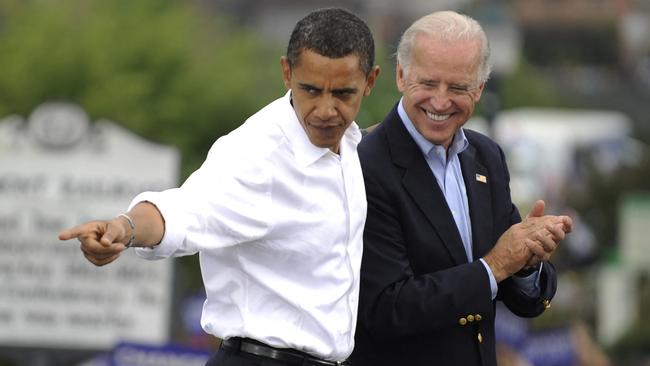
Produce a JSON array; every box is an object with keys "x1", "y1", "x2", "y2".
[
  {"x1": 356, "y1": 47, "x2": 401, "y2": 127},
  {"x1": 0, "y1": 0, "x2": 283, "y2": 179},
  {"x1": 499, "y1": 61, "x2": 570, "y2": 109},
  {"x1": 0, "y1": 0, "x2": 406, "y2": 178},
  {"x1": 0, "y1": 0, "x2": 404, "y2": 308},
  {"x1": 567, "y1": 149, "x2": 650, "y2": 258}
]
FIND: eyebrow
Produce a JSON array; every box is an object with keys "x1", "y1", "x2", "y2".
[
  {"x1": 418, "y1": 78, "x2": 476, "y2": 89},
  {"x1": 298, "y1": 83, "x2": 358, "y2": 94},
  {"x1": 298, "y1": 83, "x2": 320, "y2": 91},
  {"x1": 417, "y1": 77, "x2": 437, "y2": 83},
  {"x1": 332, "y1": 87, "x2": 359, "y2": 94}
]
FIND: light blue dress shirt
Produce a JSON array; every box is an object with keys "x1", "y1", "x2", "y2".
[{"x1": 398, "y1": 99, "x2": 540, "y2": 299}]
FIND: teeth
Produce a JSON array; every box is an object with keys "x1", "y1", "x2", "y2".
[{"x1": 425, "y1": 111, "x2": 450, "y2": 121}]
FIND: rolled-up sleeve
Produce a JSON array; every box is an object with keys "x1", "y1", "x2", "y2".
[
  {"x1": 128, "y1": 138, "x2": 274, "y2": 260},
  {"x1": 129, "y1": 189, "x2": 195, "y2": 259}
]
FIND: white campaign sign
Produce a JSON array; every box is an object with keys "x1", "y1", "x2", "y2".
[{"x1": 0, "y1": 103, "x2": 179, "y2": 349}]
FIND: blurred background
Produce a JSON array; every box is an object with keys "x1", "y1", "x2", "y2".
[{"x1": 0, "y1": 0, "x2": 649, "y2": 365}]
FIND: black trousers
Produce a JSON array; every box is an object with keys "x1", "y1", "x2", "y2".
[{"x1": 205, "y1": 347, "x2": 290, "y2": 366}]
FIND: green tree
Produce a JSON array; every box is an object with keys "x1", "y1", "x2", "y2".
[
  {"x1": 0, "y1": 0, "x2": 283, "y2": 178},
  {"x1": 0, "y1": 2, "x2": 288, "y2": 346}
]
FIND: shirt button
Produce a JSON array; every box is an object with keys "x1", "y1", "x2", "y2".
[{"x1": 459, "y1": 317, "x2": 467, "y2": 326}]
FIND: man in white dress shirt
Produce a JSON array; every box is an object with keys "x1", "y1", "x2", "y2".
[{"x1": 59, "y1": 8, "x2": 380, "y2": 366}]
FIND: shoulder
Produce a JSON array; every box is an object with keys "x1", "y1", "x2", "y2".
[
  {"x1": 358, "y1": 122, "x2": 391, "y2": 167},
  {"x1": 231, "y1": 97, "x2": 290, "y2": 153},
  {"x1": 463, "y1": 128, "x2": 506, "y2": 160},
  {"x1": 462, "y1": 129, "x2": 512, "y2": 186},
  {"x1": 205, "y1": 97, "x2": 292, "y2": 177},
  {"x1": 464, "y1": 128, "x2": 499, "y2": 150},
  {"x1": 358, "y1": 106, "x2": 401, "y2": 158},
  {"x1": 357, "y1": 115, "x2": 405, "y2": 185}
]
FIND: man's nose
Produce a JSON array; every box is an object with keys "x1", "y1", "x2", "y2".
[
  {"x1": 314, "y1": 96, "x2": 337, "y2": 120},
  {"x1": 429, "y1": 87, "x2": 453, "y2": 110}
]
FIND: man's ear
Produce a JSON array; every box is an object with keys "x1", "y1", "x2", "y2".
[
  {"x1": 471, "y1": 82, "x2": 485, "y2": 103},
  {"x1": 364, "y1": 65, "x2": 381, "y2": 96},
  {"x1": 280, "y1": 56, "x2": 292, "y2": 90}
]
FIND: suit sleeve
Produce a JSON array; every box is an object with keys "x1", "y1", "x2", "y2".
[
  {"x1": 358, "y1": 169, "x2": 495, "y2": 341},
  {"x1": 492, "y1": 142, "x2": 558, "y2": 318},
  {"x1": 497, "y1": 262, "x2": 557, "y2": 317}
]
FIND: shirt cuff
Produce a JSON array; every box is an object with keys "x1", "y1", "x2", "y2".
[
  {"x1": 127, "y1": 191, "x2": 187, "y2": 260},
  {"x1": 479, "y1": 258, "x2": 498, "y2": 300},
  {"x1": 511, "y1": 262, "x2": 543, "y2": 298}
]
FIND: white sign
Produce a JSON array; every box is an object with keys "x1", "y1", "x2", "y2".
[
  {"x1": 620, "y1": 192, "x2": 650, "y2": 271},
  {"x1": 597, "y1": 265, "x2": 637, "y2": 346},
  {"x1": 0, "y1": 103, "x2": 179, "y2": 349}
]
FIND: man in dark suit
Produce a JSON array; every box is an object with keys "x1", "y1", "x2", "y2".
[{"x1": 350, "y1": 11, "x2": 573, "y2": 366}]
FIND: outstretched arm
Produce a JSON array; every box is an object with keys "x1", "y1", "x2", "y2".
[{"x1": 58, "y1": 201, "x2": 165, "y2": 266}]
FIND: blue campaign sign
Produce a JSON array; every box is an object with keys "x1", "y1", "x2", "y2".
[
  {"x1": 523, "y1": 328, "x2": 577, "y2": 366},
  {"x1": 181, "y1": 292, "x2": 206, "y2": 336},
  {"x1": 78, "y1": 353, "x2": 110, "y2": 366},
  {"x1": 494, "y1": 303, "x2": 530, "y2": 349},
  {"x1": 111, "y1": 342, "x2": 212, "y2": 366}
]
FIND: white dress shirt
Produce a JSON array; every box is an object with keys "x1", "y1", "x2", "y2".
[{"x1": 130, "y1": 91, "x2": 367, "y2": 361}]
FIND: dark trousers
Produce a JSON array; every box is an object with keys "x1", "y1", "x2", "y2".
[{"x1": 205, "y1": 347, "x2": 290, "y2": 366}]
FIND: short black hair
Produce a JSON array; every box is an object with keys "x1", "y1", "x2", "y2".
[{"x1": 286, "y1": 8, "x2": 375, "y2": 75}]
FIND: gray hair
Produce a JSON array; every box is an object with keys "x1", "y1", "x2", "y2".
[{"x1": 396, "y1": 11, "x2": 492, "y2": 84}]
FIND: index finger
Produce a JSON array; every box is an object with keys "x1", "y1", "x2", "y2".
[
  {"x1": 58, "y1": 225, "x2": 86, "y2": 241},
  {"x1": 520, "y1": 214, "x2": 563, "y2": 234},
  {"x1": 545, "y1": 222, "x2": 567, "y2": 244},
  {"x1": 58, "y1": 221, "x2": 112, "y2": 248},
  {"x1": 560, "y1": 215, "x2": 573, "y2": 233}
]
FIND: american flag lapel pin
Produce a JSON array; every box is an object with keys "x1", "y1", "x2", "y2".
[{"x1": 475, "y1": 174, "x2": 487, "y2": 184}]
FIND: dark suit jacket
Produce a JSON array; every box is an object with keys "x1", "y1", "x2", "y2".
[{"x1": 350, "y1": 105, "x2": 557, "y2": 366}]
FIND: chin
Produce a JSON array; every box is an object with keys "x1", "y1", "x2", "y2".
[
  {"x1": 309, "y1": 138, "x2": 333, "y2": 149},
  {"x1": 424, "y1": 133, "x2": 452, "y2": 146}
]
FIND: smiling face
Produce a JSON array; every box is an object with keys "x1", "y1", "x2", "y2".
[
  {"x1": 281, "y1": 49, "x2": 379, "y2": 153},
  {"x1": 397, "y1": 33, "x2": 484, "y2": 149}
]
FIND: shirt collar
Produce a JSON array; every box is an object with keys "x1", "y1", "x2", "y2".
[
  {"x1": 280, "y1": 90, "x2": 362, "y2": 167},
  {"x1": 398, "y1": 97, "x2": 469, "y2": 159}
]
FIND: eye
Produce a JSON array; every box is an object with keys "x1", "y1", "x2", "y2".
[
  {"x1": 420, "y1": 80, "x2": 437, "y2": 88},
  {"x1": 449, "y1": 85, "x2": 470, "y2": 95},
  {"x1": 449, "y1": 85, "x2": 469, "y2": 93},
  {"x1": 300, "y1": 85, "x2": 321, "y2": 95},
  {"x1": 333, "y1": 90, "x2": 354, "y2": 100}
]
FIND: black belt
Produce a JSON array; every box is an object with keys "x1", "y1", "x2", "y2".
[{"x1": 220, "y1": 337, "x2": 350, "y2": 366}]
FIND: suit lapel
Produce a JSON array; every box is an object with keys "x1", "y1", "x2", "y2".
[
  {"x1": 384, "y1": 108, "x2": 468, "y2": 265},
  {"x1": 459, "y1": 141, "x2": 493, "y2": 260}
]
